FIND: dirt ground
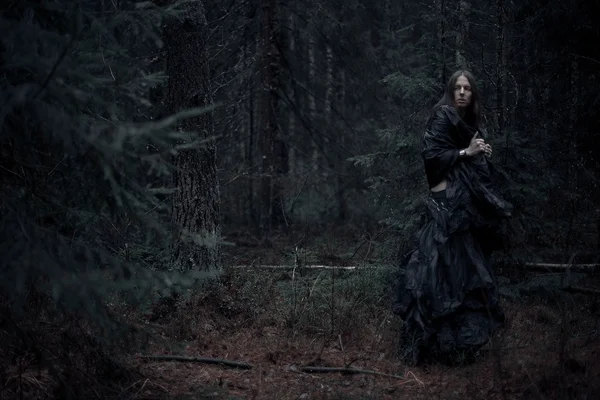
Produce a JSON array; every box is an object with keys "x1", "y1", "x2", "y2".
[
  {"x1": 126, "y1": 298, "x2": 600, "y2": 400},
  {"x1": 2, "y1": 273, "x2": 599, "y2": 400}
]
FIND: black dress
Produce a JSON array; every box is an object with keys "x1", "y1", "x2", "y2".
[{"x1": 393, "y1": 105, "x2": 513, "y2": 366}]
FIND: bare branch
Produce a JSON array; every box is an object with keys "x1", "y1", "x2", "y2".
[
  {"x1": 138, "y1": 355, "x2": 253, "y2": 369},
  {"x1": 300, "y1": 366, "x2": 423, "y2": 384}
]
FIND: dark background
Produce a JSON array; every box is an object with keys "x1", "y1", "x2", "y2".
[{"x1": 1, "y1": 0, "x2": 600, "y2": 398}]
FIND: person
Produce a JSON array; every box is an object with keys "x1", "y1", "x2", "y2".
[{"x1": 393, "y1": 70, "x2": 513, "y2": 366}]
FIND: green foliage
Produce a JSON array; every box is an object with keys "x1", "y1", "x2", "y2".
[
  {"x1": 209, "y1": 263, "x2": 396, "y2": 340},
  {"x1": 348, "y1": 118, "x2": 427, "y2": 261},
  {"x1": 0, "y1": 0, "x2": 216, "y2": 340},
  {"x1": 381, "y1": 72, "x2": 439, "y2": 102},
  {"x1": 276, "y1": 265, "x2": 396, "y2": 336},
  {"x1": 357, "y1": 0, "x2": 600, "y2": 264}
]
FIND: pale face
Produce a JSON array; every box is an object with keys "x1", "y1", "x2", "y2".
[{"x1": 453, "y1": 75, "x2": 472, "y2": 110}]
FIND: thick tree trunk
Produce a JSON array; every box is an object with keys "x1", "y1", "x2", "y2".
[{"x1": 164, "y1": 1, "x2": 220, "y2": 271}]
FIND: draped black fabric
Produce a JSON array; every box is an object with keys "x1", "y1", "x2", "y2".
[{"x1": 393, "y1": 105, "x2": 513, "y2": 366}]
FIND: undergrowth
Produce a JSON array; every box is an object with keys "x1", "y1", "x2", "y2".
[
  {"x1": 151, "y1": 263, "x2": 399, "y2": 343},
  {"x1": 137, "y1": 262, "x2": 600, "y2": 399}
]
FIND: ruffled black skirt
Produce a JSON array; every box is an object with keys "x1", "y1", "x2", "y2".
[{"x1": 393, "y1": 189, "x2": 505, "y2": 366}]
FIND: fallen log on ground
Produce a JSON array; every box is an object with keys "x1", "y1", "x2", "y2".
[
  {"x1": 139, "y1": 355, "x2": 253, "y2": 369},
  {"x1": 230, "y1": 264, "x2": 359, "y2": 270},
  {"x1": 229, "y1": 263, "x2": 600, "y2": 272}
]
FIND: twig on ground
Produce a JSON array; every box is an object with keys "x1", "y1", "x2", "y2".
[
  {"x1": 134, "y1": 379, "x2": 149, "y2": 396},
  {"x1": 299, "y1": 366, "x2": 422, "y2": 384},
  {"x1": 138, "y1": 355, "x2": 253, "y2": 369},
  {"x1": 405, "y1": 370, "x2": 424, "y2": 386},
  {"x1": 308, "y1": 337, "x2": 330, "y2": 366},
  {"x1": 344, "y1": 358, "x2": 362, "y2": 368}
]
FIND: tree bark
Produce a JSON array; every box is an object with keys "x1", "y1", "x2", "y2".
[
  {"x1": 307, "y1": 33, "x2": 318, "y2": 172},
  {"x1": 287, "y1": 12, "x2": 297, "y2": 177},
  {"x1": 336, "y1": 69, "x2": 348, "y2": 221},
  {"x1": 323, "y1": 43, "x2": 334, "y2": 179},
  {"x1": 248, "y1": 68, "x2": 256, "y2": 229},
  {"x1": 436, "y1": 0, "x2": 447, "y2": 85},
  {"x1": 258, "y1": 0, "x2": 280, "y2": 244},
  {"x1": 496, "y1": 0, "x2": 505, "y2": 136},
  {"x1": 455, "y1": 0, "x2": 470, "y2": 68},
  {"x1": 164, "y1": 1, "x2": 220, "y2": 271}
]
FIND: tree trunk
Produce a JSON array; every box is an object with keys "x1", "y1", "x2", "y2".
[
  {"x1": 287, "y1": 12, "x2": 296, "y2": 177},
  {"x1": 258, "y1": 0, "x2": 280, "y2": 244},
  {"x1": 455, "y1": 0, "x2": 470, "y2": 68},
  {"x1": 308, "y1": 34, "x2": 318, "y2": 173},
  {"x1": 238, "y1": 86, "x2": 246, "y2": 223},
  {"x1": 496, "y1": 0, "x2": 505, "y2": 136},
  {"x1": 565, "y1": 58, "x2": 579, "y2": 254},
  {"x1": 164, "y1": 1, "x2": 220, "y2": 271},
  {"x1": 248, "y1": 69, "x2": 257, "y2": 229},
  {"x1": 436, "y1": 0, "x2": 447, "y2": 85},
  {"x1": 336, "y1": 68, "x2": 348, "y2": 221},
  {"x1": 323, "y1": 44, "x2": 334, "y2": 179}
]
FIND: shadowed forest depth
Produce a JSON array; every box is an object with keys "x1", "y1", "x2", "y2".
[{"x1": 1, "y1": 0, "x2": 600, "y2": 399}]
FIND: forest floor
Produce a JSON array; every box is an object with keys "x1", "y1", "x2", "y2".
[
  {"x1": 5, "y1": 229, "x2": 599, "y2": 400},
  {"x1": 128, "y1": 293, "x2": 600, "y2": 400},
  {"x1": 120, "y1": 229, "x2": 600, "y2": 400},
  {"x1": 127, "y1": 304, "x2": 600, "y2": 400}
]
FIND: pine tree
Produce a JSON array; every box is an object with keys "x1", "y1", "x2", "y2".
[{"x1": 0, "y1": 1, "x2": 216, "y2": 395}]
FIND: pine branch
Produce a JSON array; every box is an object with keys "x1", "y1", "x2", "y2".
[{"x1": 31, "y1": 31, "x2": 77, "y2": 102}]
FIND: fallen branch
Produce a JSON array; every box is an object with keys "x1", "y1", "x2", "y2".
[
  {"x1": 231, "y1": 264, "x2": 359, "y2": 270},
  {"x1": 562, "y1": 286, "x2": 600, "y2": 296},
  {"x1": 138, "y1": 355, "x2": 253, "y2": 370},
  {"x1": 523, "y1": 263, "x2": 599, "y2": 272},
  {"x1": 231, "y1": 263, "x2": 600, "y2": 272},
  {"x1": 299, "y1": 366, "x2": 417, "y2": 382}
]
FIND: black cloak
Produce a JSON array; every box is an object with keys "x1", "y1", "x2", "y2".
[{"x1": 393, "y1": 105, "x2": 513, "y2": 366}]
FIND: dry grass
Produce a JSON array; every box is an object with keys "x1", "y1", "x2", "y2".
[
  {"x1": 3, "y1": 238, "x2": 599, "y2": 399},
  {"x1": 121, "y1": 274, "x2": 600, "y2": 400},
  {"x1": 3, "y1": 294, "x2": 599, "y2": 399}
]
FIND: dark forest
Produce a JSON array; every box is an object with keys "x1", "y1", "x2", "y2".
[{"x1": 1, "y1": 0, "x2": 600, "y2": 398}]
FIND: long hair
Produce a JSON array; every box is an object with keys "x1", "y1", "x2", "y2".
[{"x1": 432, "y1": 70, "x2": 482, "y2": 128}]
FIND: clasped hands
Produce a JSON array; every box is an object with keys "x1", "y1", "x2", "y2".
[{"x1": 465, "y1": 132, "x2": 492, "y2": 158}]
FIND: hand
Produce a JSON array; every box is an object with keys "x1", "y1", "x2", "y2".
[
  {"x1": 483, "y1": 143, "x2": 492, "y2": 158},
  {"x1": 465, "y1": 132, "x2": 487, "y2": 156}
]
